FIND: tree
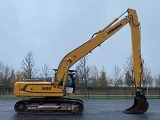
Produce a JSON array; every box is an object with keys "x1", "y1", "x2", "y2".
[
  {"x1": 10, "y1": 69, "x2": 15, "y2": 92},
  {"x1": 22, "y1": 51, "x2": 38, "y2": 79},
  {"x1": 40, "y1": 64, "x2": 51, "y2": 78},
  {"x1": 123, "y1": 55, "x2": 133, "y2": 72},
  {"x1": 0, "y1": 61, "x2": 4, "y2": 84},
  {"x1": 155, "y1": 74, "x2": 160, "y2": 87},
  {"x1": 123, "y1": 55, "x2": 133, "y2": 87},
  {"x1": 76, "y1": 56, "x2": 90, "y2": 96},
  {"x1": 90, "y1": 65, "x2": 99, "y2": 87},
  {"x1": 142, "y1": 65, "x2": 153, "y2": 87},
  {"x1": 125, "y1": 71, "x2": 132, "y2": 87},
  {"x1": 98, "y1": 67, "x2": 108, "y2": 88},
  {"x1": 0, "y1": 62, "x2": 4, "y2": 94},
  {"x1": 111, "y1": 65, "x2": 123, "y2": 87},
  {"x1": 0, "y1": 63, "x2": 12, "y2": 94},
  {"x1": 15, "y1": 70, "x2": 24, "y2": 82}
]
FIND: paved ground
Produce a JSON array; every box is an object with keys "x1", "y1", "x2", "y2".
[{"x1": 0, "y1": 99, "x2": 160, "y2": 120}]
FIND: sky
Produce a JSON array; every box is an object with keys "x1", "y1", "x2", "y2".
[{"x1": 0, "y1": 0, "x2": 160, "y2": 76}]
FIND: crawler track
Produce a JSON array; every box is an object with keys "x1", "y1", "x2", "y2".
[{"x1": 14, "y1": 98, "x2": 83, "y2": 114}]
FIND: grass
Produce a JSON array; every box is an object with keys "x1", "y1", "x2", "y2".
[
  {"x1": 0, "y1": 95, "x2": 24, "y2": 100},
  {"x1": 0, "y1": 94, "x2": 160, "y2": 100}
]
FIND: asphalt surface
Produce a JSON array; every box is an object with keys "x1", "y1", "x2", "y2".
[{"x1": 0, "y1": 99, "x2": 160, "y2": 120}]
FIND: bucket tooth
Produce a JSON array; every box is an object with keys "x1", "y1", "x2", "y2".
[{"x1": 124, "y1": 92, "x2": 149, "y2": 114}]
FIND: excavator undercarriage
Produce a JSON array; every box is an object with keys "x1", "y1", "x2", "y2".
[{"x1": 14, "y1": 98, "x2": 83, "y2": 114}]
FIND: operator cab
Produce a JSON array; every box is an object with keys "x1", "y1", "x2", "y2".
[
  {"x1": 53, "y1": 69, "x2": 76, "y2": 93},
  {"x1": 66, "y1": 73, "x2": 75, "y2": 93}
]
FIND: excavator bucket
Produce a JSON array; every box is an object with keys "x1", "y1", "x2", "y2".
[{"x1": 124, "y1": 91, "x2": 149, "y2": 114}]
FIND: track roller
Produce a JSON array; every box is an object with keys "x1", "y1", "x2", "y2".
[{"x1": 124, "y1": 91, "x2": 149, "y2": 114}]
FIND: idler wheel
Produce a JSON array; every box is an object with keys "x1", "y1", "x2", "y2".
[{"x1": 14, "y1": 101, "x2": 26, "y2": 113}]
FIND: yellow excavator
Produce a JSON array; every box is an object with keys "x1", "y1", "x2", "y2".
[{"x1": 14, "y1": 8, "x2": 148, "y2": 114}]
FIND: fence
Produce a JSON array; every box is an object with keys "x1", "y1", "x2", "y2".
[
  {"x1": 74, "y1": 87, "x2": 160, "y2": 99},
  {"x1": 1, "y1": 86, "x2": 160, "y2": 98}
]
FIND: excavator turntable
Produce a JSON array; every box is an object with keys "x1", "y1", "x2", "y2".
[{"x1": 14, "y1": 8, "x2": 148, "y2": 114}]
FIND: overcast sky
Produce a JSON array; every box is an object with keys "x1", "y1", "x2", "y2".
[{"x1": 0, "y1": 0, "x2": 159, "y2": 76}]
